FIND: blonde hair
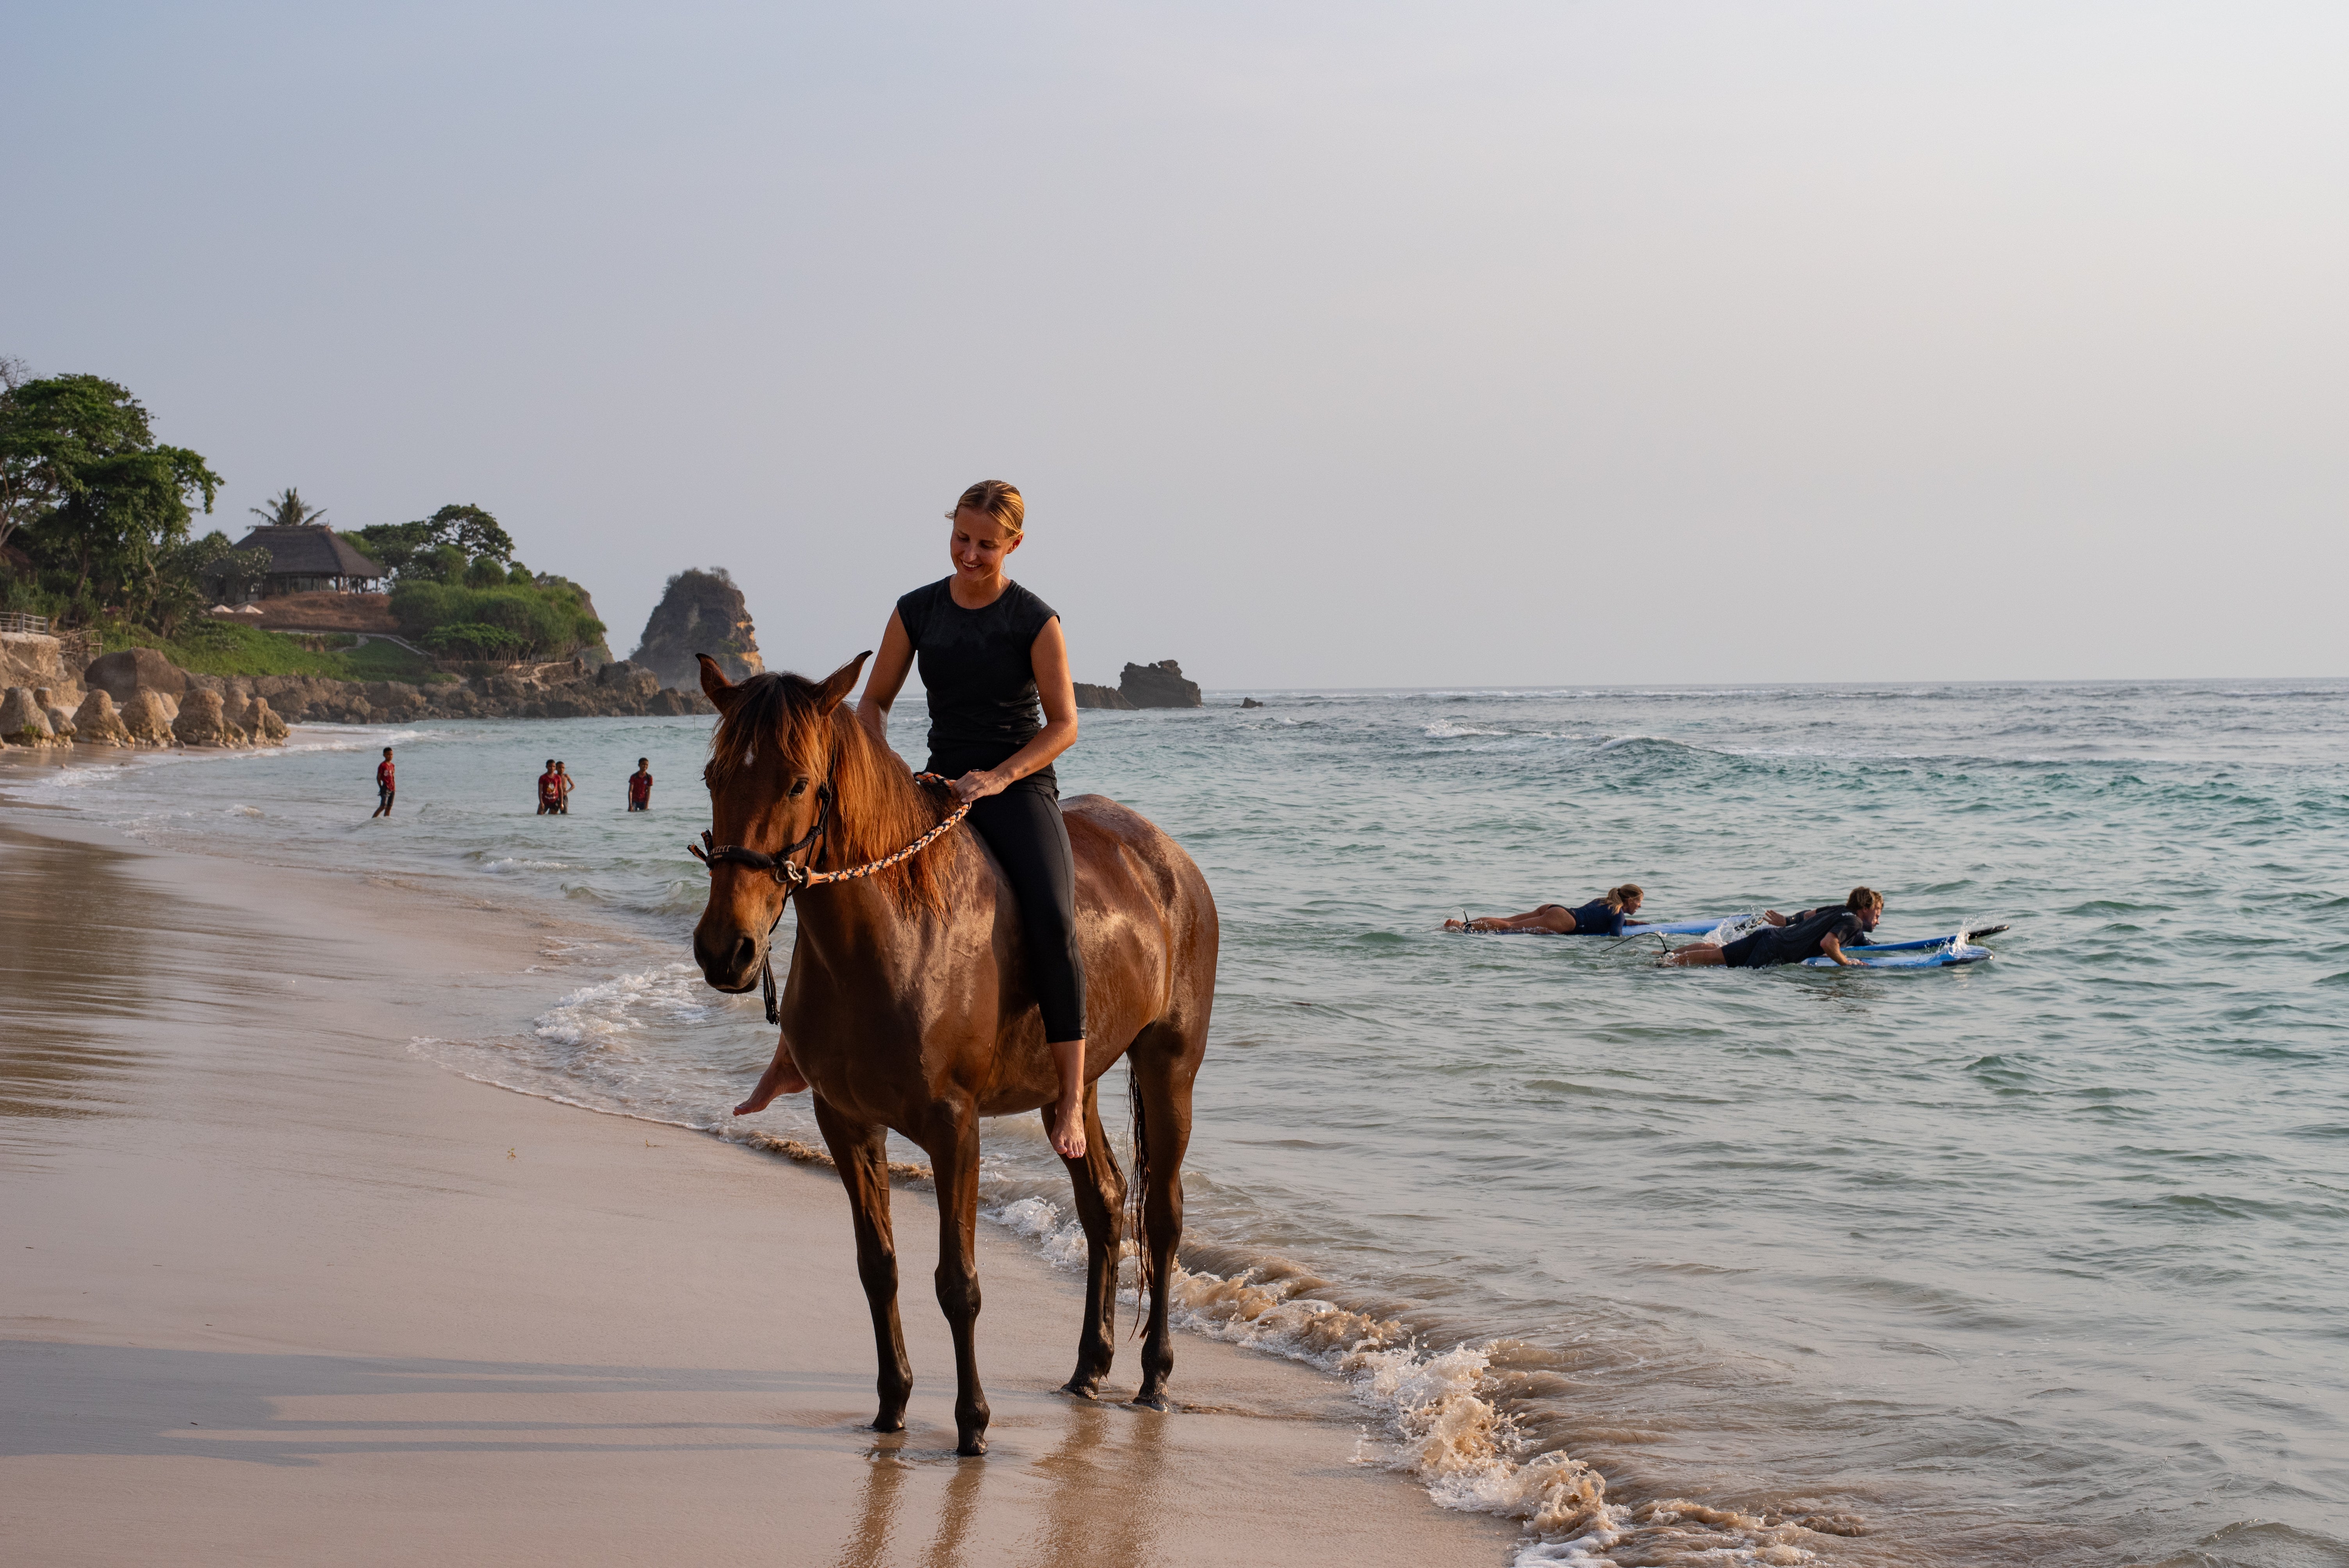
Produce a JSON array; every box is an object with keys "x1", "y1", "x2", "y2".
[
  {"x1": 1846, "y1": 886, "x2": 1884, "y2": 911},
  {"x1": 1604, "y1": 883, "x2": 1644, "y2": 910},
  {"x1": 947, "y1": 480, "x2": 1025, "y2": 538}
]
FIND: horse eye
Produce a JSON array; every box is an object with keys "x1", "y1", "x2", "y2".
[{"x1": 788, "y1": 779, "x2": 809, "y2": 798}]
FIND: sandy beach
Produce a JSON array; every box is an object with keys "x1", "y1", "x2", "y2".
[{"x1": 0, "y1": 780, "x2": 1517, "y2": 1567}]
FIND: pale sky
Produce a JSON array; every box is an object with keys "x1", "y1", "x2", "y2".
[{"x1": 7, "y1": 2, "x2": 2344, "y2": 686}]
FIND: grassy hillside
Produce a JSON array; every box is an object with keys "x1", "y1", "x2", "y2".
[{"x1": 103, "y1": 621, "x2": 440, "y2": 683}]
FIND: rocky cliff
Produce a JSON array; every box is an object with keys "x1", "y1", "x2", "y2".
[{"x1": 631, "y1": 568, "x2": 763, "y2": 690}]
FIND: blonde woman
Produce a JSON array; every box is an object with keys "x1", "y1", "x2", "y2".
[
  {"x1": 862, "y1": 481, "x2": 1089, "y2": 1158},
  {"x1": 1447, "y1": 884, "x2": 1646, "y2": 935}
]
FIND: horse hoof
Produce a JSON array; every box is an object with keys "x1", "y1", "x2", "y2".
[
  {"x1": 871, "y1": 1413, "x2": 906, "y2": 1434},
  {"x1": 1130, "y1": 1391, "x2": 1173, "y2": 1412},
  {"x1": 956, "y1": 1436, "x2": 989, "y2": 1457},
  {"x1": 1060, "y1": 1376, "x2": 1102, "y2": 1401}
]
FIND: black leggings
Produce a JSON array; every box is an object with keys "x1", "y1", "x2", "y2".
[{"x1": 966, "y1": 784, "x2": 1087, "y2": 1042}]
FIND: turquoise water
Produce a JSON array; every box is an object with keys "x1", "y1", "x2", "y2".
[{"x1": 14, "y1": 680, "x2": 2347, "y2": 1567}]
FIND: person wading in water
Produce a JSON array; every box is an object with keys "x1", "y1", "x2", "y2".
[
  {"x1": 627, "y1": 757, "x2": 652, "y2": 811},
  {"x1": 537, "y1": 760, "x2": 561, "y2": 815},
  {"x1": 734, "y1": 480, "x2": 1091, "y2": 1158},
  {"x1": 373, "y1": 747, "x2": 396, "y2": 818}
]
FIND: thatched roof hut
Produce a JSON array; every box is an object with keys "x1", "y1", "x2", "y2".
[{"x1": 208, "y1": 524, "x2": 387, "y2": 599}]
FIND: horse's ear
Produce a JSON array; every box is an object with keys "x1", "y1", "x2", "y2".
[
  {"x1": 697, "y1": 654, "x2": 738, "y2": 710},
  {"x1": 816, "y1": 651, "x2": 872, "y2": 715}
]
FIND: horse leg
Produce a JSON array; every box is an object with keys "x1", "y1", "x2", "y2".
[
  {"x1": 1051, "y1": 1079, "x2": 1126, "y2": 1399},
  {"x1": 813, "y1": 1094, "x2": 913, "y2": 1433},
  {"x1": 924, "y1": 1109, "x2": 991, "y2": 1456},
  {"x1": 1127, "y1": 1028, "x2": 1197, "y2": 1411}
]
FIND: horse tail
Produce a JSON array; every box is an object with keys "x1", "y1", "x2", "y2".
[{"x1": 1126, "y1": 1062, "x2": 1154, "y2": 1337}]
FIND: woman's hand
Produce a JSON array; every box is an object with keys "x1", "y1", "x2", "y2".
[{"x1": 952, "y1": 768, "x2": 1009, "y2": 804}]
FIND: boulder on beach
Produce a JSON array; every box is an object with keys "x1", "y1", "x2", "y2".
[
  {"x1": 118, "y1": 689, "x2": 178, "y2": 746},
  {"x1": 1073, "y1": 681, "x2": 1136, "y2": 711},
  {"x1": 84, "y1": 647, "x2": 190, "y2": 701},
  {"x1": 170, "y1": 688, "x2": 250, "y2": 748},
  {"x1": 631, "y1": 568, "x2": 763, "y2": 689},
  {"x1": 72, "y1": 689, "x2": 136, "y2": 747},
  {"x1": 34, "y1": 688, "x2": 77, "y2": 740},
  {"x1": 1119, "y1": 660, "x2": 1203, "y2": 709},
  {"x1": 239, "y1": 695, "x2": 291, "y2": 745},
  {"x1": 0, "y1": 686, "x2": 61, "y2": 746}
]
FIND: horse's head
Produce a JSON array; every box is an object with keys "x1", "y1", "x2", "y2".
[{"x1": 691, "y1": 650, "x2": 869, "y2": 992}]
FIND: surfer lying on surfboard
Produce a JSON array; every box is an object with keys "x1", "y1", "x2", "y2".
[
  {"x1": 1446, "y1": 884, "x2": 1645, "y2": 935},
  {"x1": 1662, "y1": 887, "x2": 1882, "y2": 968}
]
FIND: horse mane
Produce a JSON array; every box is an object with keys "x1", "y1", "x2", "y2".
[{"x1": 705, "y1": 671, "x2": 951, "y2": 911}]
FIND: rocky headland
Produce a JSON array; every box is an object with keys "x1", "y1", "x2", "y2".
[{"x1": 1, "y1": 634, "x2": 712, "y2": 752}]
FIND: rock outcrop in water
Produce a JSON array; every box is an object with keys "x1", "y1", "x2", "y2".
[
  {"x1": 1072, "y1": 681, "x2": 1135, "y2": 710},
  {"x1": 1119, "y1": 660, "x2": 1203, "y2": 709},
  {"x1": 631, "y1": 568, "x2": 763, "y2": 690},
  {"x1": 1070, "y1": 662, "x2": 1205, "y2": 710}
]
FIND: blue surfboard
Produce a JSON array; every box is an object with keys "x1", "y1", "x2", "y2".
[{"x1": 1804, "y1": 936, "x2": 1993, "y2": 969}]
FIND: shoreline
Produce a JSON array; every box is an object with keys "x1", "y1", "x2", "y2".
[{"x1": 0, "y1": 763, "x2": 1525, "y2": 1566}]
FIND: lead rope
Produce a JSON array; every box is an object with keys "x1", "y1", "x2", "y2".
[{"x1": 691, "y1": 773, "x2": 974, "y2": 1024}]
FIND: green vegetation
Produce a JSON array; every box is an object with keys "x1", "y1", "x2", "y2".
[
  {"x1": 391, "y1": 577, "x2": 604, "y2": 662},
  {"x1": 348, "y1": 504, "x2": 519, "y2": 583},
  {"x1": 1, "y1": 365, "x2": 601, "y2": 677},
  {"x1": 100, "y1": 620, "x2": 437, "y2": 683},
  {"x1": 0, "y1": 367, "x2": 226, "y2": 635}
]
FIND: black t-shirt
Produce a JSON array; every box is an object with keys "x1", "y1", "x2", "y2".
[
  {"x1": 895, "y1": 577, "x2": 1060, "y2": 789},
  {"x1": 1763, "y1": 907, "x2": 1865, "y2": 963}
]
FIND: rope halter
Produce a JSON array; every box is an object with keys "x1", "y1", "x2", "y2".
[{"x1": 690, "y1": 772, "x2": 973, "y2": 1023}]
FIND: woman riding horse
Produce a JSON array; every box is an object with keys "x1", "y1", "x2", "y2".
[
  {"x1": 735, "y1": 480, "x2": 1091, "y2": 1159},
  {"x1": 698, "y1": 483, "x2": 1216, "y2": 1455}
]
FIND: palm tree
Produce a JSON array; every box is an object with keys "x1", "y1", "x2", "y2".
[{"x1": 250, "y1": 488, "x2": 326, "y2": 528}]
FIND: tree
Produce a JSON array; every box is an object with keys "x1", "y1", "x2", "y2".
[
  {"x1": 250, "y1": 487, "x2": 326, "y2": 528},
  {"x1": 347, "y1": 502, "x2": 514, "y2": 581},
  {"x1": 9, "y1": 374, "x2": 221, "y2": 611},
  {"x1": 0, "y1": 356, "x2": 37, "y2": 555},
  {"x1": 143, "y1": 530, "x2": 237, "y2": 637}
]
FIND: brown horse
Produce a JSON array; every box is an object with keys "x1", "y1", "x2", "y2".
[{"x1": 690, "y1": 652, "x2": 1217, "y2": 1456}]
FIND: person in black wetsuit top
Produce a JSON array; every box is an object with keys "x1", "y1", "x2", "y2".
[
  {"x1": 1662, "y1": 887, "x2": 1883, "y2": 968},
  {"x1": 853, "y1": 480, "x2": 1092, "y2": 1158},
  {"x1": 1445, "y1": 884, "x2": 1645, "y2": 934}
]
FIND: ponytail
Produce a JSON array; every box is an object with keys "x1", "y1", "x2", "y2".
[{"x1": 1604, "y1": 882, "x2": 1645, "y2": 911}]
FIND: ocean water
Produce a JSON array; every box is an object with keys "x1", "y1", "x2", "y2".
[{"x1": 10, "y1": 680, "x2": 2346, "y2": 1568}]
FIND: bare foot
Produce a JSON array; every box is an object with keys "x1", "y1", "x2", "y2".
[
  {"x1": 734, "y1": 1045, "x2": 808, "y2": 1115},
  {"x1": 1049, "y1": 1096, "x2": 1087, "y2": 1160}
]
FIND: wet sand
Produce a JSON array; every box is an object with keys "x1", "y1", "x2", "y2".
[{"x1": 0, "y1": 787, "x2": 1518, "y2": 1566}]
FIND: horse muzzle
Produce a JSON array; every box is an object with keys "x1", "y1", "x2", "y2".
[{"x1": 692, "y1": 923, "x2": 766, "y2": 994}]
